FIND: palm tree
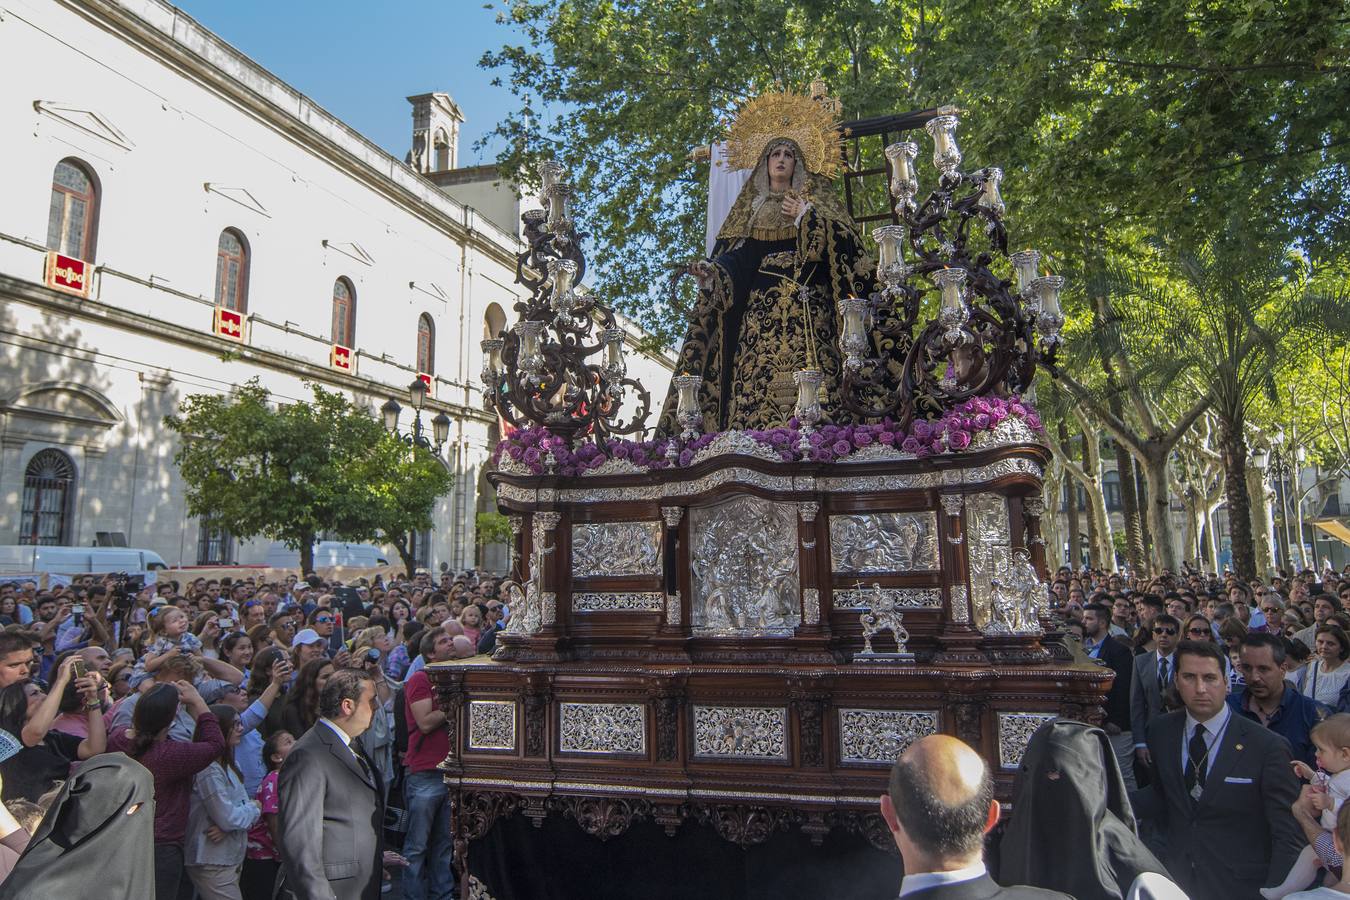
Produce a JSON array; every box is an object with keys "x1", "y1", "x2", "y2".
[{"x1": 1074, "y1": 239, "x2": 1346, "y2": 579}]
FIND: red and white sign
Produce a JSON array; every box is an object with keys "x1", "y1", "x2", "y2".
[
  {"x1": 416, "y1": 372, "x2": 434, "y2": 396},
  {"x1": 44, "y1": 251, "x2": 91, "y2": 298},
  {"x1": 331, "y1": 344, "x2": 354, "y2": 372},
  {"x1": 214, "y1": 306, "x2": 245, "y2": 341}
]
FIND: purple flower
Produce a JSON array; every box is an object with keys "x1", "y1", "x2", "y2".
[
  {"x1": 974, "y1": 398, "x2": 992, "y2": 414},
  {"x1": 832, "y1": 439, "x2": 852, "y2": 456},
  {"x1": 678, "y1": 449, "x2": 694, "y2": 467},
  {"x1": 1010, "y1": 403, "x2": 1027, "y2": 417},
  {"x1": 612, "y1": 444, "x2": 631, "y2": 458},
  {"x1": 813, "y1": 448, "x2": 833, "y2": 463},
  {"x1": 912, "y1": 421, "x2": 931, "y2": 441},
  {"x1": 990, "y1": 407, "x2": 1008, "y2": 423},
  {"x1": 1026, "y1": 414, "x2": 1043, "y2": 431},
  {"x1": 877, "y1": 430, "x2": 896, "y2": 445},
  {"x1": 560, "y1": 465, "x2": 577, "y2": 476},
  {"x1": 809, "y1": 432, "x2": 826, "y2": 447},
  {"x1": 949, "y1": 430, "x2": 972, "y2": 450},
  {"x1": 973, "y1": 413, "x2": 991, "y2": 430},
  {"x1": 769, "y1": 430, "x2": 790, "y2": 447},
  {"x1": 900, "y1": 436, "x2": 921, "y2": 454},
  {"x1": 522, "y1": 446, "x2": 541, "y2": 465},
  {"x1": 853, "y1": 431, "x2": 873, "y2": 447},
  {"x1": 507, "y1": 444, "x2": 525, "y2": 461}
]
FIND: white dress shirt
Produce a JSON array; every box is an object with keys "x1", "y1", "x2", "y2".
[
  {"x1": 319, "y1": 717, "x2": 359, "y2": 759},
  {"x1": 1180, "y1": 702, "x2": 1231, "y2": 778},
  {"x1": 898, "y1": 861, "x2": 987, "y2": 897}
]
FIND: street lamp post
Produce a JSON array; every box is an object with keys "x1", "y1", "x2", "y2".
[{"x1": 382, "y1": 378, "x2": 451, "y2": 454}]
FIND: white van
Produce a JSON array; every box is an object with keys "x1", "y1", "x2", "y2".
[
  {"x1": 0, "y1": 545, "x2": 168, "y2": 574},
  {"x1": 256, "y1": 541, "x2": 390, "y2": 569}
]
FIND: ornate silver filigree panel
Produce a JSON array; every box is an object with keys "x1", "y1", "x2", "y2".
[
  {"x1": 838, "y1": 709, "x2": 939, "y2": 764},
  {"x1": 571, "y1": 521, "x2": 661, "y2": 577},
  {"x1": 950, "y1": 584, "x2": 971, "y2": 623},
  {"x1": 558, "y1": 702, "x2": 646, "y2": 755},
  {"x1": 832, "y1": 587, "x2": 942, "y2": 610},
  {"x1": 572, "y1": 591, "x2": 664, "y2": 612},
  {"x1": 665, "y1": 592, "x2": 681, "y2": 626},
  {"x1": 829, "y1": 512, "x2": 938, "y2": 573},
  {"x1": 467, "y1": 700, "x2": 517, "y2": 752},
  {"x1": 692, "y1": 706, "x2": 788, "y2": 760},
  {"x1": 965, "y1": 493, "x2": 1011, "y2": 631},
  {"x1": 998, "y1": 712, "x2": 1057, "y2": 769},
  {"x1": 689, "y1": 494, "x2": 799, "y2": 636},
  {"x1": 802, "y1": 588, "x2": 820, "y2": 625}
]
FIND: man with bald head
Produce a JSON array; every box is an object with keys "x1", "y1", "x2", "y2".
[{"x1": 880, "y1": 735, "x2": 1069, "y2": 899}]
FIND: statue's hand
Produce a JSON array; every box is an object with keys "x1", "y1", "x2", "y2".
[
  {"x1": 687, "y1": 260, "x2": 714, "y2": 288},
  {"x1": 781, "y1": 196, "x2": 808, "y2": 220}
]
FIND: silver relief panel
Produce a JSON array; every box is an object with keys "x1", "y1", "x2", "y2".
[
  {"x1": 998, "y1": 712, "x2": 1057, "y2": 769},
  {"x1": 965, "y1": 493, "x2": 1011, "y2": 631},
  {"x1": 832, "y1": 587, "x2": 942, "y2": 610},
  {"x1": 838, "y1": 709, "x2": 939, "y2": 764},
  {"x1": 467, "y1": 700, "x2": 517, "y2": 752},
  {"x1": 692, "y1": 705, "x2": 788, "y2": 760},
  {"x1": 571, "y1": 521, "x2": 662, "y2": 578},
  {"x1": 829, "y1": 512, "x2": 938, "y2": 574},
  {"x1": 572, "y1": 592, "x2": 664, "y2": 612},
  {"x1": 689, "y1": 494, "x2": 799, "y2": 636},
  {"x1": 558, "y1": 702, "x2": 646, "y2": 755}
]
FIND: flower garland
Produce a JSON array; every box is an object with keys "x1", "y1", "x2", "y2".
[{"x1": 495, "y1": 394, "x2": 1043, "y2": 477}]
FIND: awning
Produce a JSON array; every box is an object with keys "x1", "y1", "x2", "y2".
[{"x1": 1311, "y1": 517, "x2": 1350, "y2": 547}]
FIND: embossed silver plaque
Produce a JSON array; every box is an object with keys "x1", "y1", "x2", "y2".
[
  {"x1": 572, "y1": 592, "x2": 664, "y2": 613},
  {"x1": 832, "y1": 587, "x2": 942, "y2": 610},
  {"x1": 829, "y1": 512, "x2": 938, "y2": 573},
  {"x1": 558, "y1": 702, "x2": 646, "y2": 755},
  {"x1": 965, "y1": 494, "x2": 1011, "y2": 632},
  {"x1": 838, "y1": 709, "x2": 939, "y2": 764},
  {"x1": 692, "y1": 705, "x2": 788, "y2": 760},
  {"x1": 571, "y1": 521, "x2": 662, "y2": 578},
  {"x1": 997, "y1": 711, "x2": 1056, "y2": 769},
  {"x1": 689, "y1": 494, "x2": 799, "y2": 636},
  {"x1": 467, "y1": 700, "x2": 517, "y2": 752}
]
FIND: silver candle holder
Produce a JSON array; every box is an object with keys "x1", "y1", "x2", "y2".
[
  {"x1": 793, "y1": 368, "x2": 824, "y2": 453},
  {"x1": 925, "y1": 114, "x2": 963, "y2": 178}
]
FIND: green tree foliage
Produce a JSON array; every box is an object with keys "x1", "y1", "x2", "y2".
[
  {"x1": 164, "y1": 380, "x2": 454, "y2": 574},
  {"x1": 481, "y1": 0, "x2": 1348, "y2": 345}
]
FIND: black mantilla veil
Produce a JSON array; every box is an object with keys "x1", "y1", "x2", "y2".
[
  {"x1": 0, "y1": 752, "x2": 155, "y2": 900},
  {"x1": 997, "y1": 719, "x2": 1172, "y2": 899},
  {"x1": 658, "y1": 137, "x2": 875, "y2": 434}
]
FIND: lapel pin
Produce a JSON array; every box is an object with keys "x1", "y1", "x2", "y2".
[{"x1": 1235, "y1": 744, "x2": 1244, "y2": 751}]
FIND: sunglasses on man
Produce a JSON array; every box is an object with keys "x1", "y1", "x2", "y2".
[{"x1": 1152, "y1": 626, "x2": 1177, "y2": 636}]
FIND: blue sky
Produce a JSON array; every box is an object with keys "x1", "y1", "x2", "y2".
[{"x1": 172, "y1": 0, "x2": 524, "y2": 165}]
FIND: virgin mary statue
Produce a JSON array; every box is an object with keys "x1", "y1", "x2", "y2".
[{"x1": 659, "y1": 89, "x2": 875, "y2": 433}]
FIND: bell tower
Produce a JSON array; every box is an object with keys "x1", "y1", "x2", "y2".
[{"x1": 406, "y1": 92, "x2": 463, "y2": 174}]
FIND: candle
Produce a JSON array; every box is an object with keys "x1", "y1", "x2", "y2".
[
  {"x1": 672, "y1": 374, "x2": 703, "y2": 437},
  {"x1": 480, "y1": 338, "x2": 504, "y2": 385},
  {"x1": 547, "y1": 184, "x2": 573, "y2": 231},
  {"x1": 837, "y1": 297, "x2": 870, "y2": 369},
  {"x1": 514, "y1": 320, "x2": 545, "y2": 376},
  {"x1": 601, "y1": 327, "x2": 626, "y2": 376},
  {"x1": 873, "y1": 225, "x2": 905, "y2": 270},
  {"x1": 884, "y1": 141, "x2": 919, "y2": 201},
  {"x1": 1009, "y1": 250, "x2": 1040, "y2": 295},
  {"x1": 548, "y1": 258, "x2": 577, "y2": 315},
  {"x1": 924, "y1": 113, "x2": 962, "y2": 175},
  {"x1": 1033, "y1": 275, "x2": 1065, "y2": 319},
  {"x1": 979, "y1": 167, "x2": 1005, "y2": 216},
  {"x1": 793, "y1": 368, "x2": 823, "y2": 430},
  {"x1": 932, "y1": 267, "x2": 967, "y2": 313},
  {"x1": 538, "y1": 160, "x2": 564, "y2": 195}
]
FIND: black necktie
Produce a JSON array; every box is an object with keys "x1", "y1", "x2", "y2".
[
  {"x1": 1157, "y1": 657, "x2": 1169, "y2": 694},
  {"x1": 348, "y1": 738, "x2": 371, "y2": 781},
  {"x1": 1184, "y1": 723, "x2": 1208, "y2": 796}
]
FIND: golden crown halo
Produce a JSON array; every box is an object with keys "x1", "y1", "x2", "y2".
[{"x1": 724, "y1": 88, "x2": 844, "y2": 179}]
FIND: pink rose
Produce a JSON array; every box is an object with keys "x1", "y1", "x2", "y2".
[{"x1": 948, "y1": 430, "x2": 972, "y2": 450}]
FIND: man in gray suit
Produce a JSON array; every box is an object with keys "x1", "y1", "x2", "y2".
[
  {"x1": 1131, "y1": 613, "x2": 1180, "y2": 778},
  {"x1": 276, "y1": 667, "x2": 389, "y2": 900},
  {"x1": 1133, "y1": 640, "x2": 1302, "y2": 899}
]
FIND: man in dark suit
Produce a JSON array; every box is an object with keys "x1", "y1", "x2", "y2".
[
  {"x1": 277, "y1": 667, "x2": 389, "y2": 900},
  {"x1": 1131, "y1": 612, "x2": 1180, "y2": 783},
  {"x1": 1082, "y1": 602, "x2": 1137, "y2": 788},
  {"x1": 1134, "y1": 640, "x2": 1302, "y2": 900},
  {"x1": 879, "y1": 734, "x2": 1069, "y2": 899}
]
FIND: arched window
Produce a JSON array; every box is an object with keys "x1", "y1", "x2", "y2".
[
  {"x1": 46, "y1": 159, "x2": 99, "y2": 260},
  {"x1": 20, "y1": 449, "x2": 75, "y2": 546},
  {"x1": 417, "y1": 313, "x2": 435, "y2": 375},
  {"x1": 433, "y1": 129, "x2": 451, "y2": 171},
  {"x1": 214, "y1": 229, "x2": 249, "y2": 312},
  {"x1": 332, "y1": 278, "x2": 356, "y2": 347}
]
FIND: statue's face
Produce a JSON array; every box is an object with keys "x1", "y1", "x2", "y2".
[{"x1": 767, "y1": 144, "x2": 796, "y2": 183}]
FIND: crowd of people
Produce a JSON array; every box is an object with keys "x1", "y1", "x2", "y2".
[{"x1": 0, "y1": 567, "x2": 505, "y2": 899}]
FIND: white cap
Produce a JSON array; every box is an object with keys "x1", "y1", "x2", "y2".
[{"x1": 291, "y1": 628, "x2": 324, "y2": 648}]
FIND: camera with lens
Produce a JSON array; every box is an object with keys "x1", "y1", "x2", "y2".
[{"x1": 108, "y1": 573, "x2": 147, "y2": 611}]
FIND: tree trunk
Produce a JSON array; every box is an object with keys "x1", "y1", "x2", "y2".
[
  {"x1": 299, "y1": 531, "x2": 316, "y2": 575},
  {"x1": 1041, "y1": 464, "x2": 1064, "y2": 571},
  {"x1": 1113, "y1": 440, "x2": 1146, "y2": 574},
  {"x1": 1221, "y1": 426, "x2": 1256, "y2": 580},
  {"x1": 1203, "y1": 502, "x2": 1220, "y2": 570},
  {"x1": 1247, "y1": 465, "x2": 1275, "y2": 579},
  {"x1": 1061, "y1": 421, "x2": 1081, "y2": 569},
  {"x1": 1138, "y1": 453, "x2": 1179, "y2": 575},
  {"x1": 1080, "y1": 431, "x2": 1116, "y2": 571},
  {"x1": 1136, "y1": 465, "x2": 1155, "y2": 564},
  {"x1": 393, "y1": 533, "x2": 417, "y2": 579},
  {"x1": 1083, "y1": 435, "x2": 1102, "y2": 569}
]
